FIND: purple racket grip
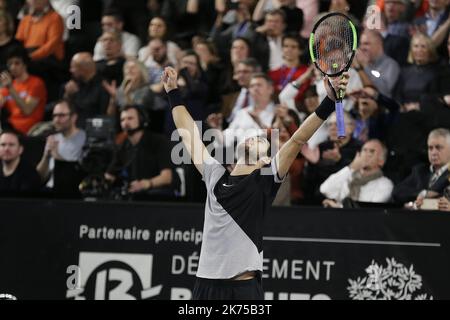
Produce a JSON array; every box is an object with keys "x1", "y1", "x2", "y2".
[{"x1": 335, "y1": 100, "x2": 345, "y2": 139}]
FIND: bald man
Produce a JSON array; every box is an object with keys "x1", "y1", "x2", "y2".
[
  {"x1": 63, "y1": 52, "x2": 110, "y2": 128},
  {"x1": 353, "y1": 30, "x2": 400, "y2": 97}
]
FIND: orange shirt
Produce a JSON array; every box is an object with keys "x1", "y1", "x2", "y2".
[
  {"x1": 1, "y1": 75, "x2": 47, "y2": 134},
  {"x1": 15, "y1": 10, "x2": 64, "y2": 61},
  {"x1": 376, "y1": 0, "x2": 429, "y2": 18}
]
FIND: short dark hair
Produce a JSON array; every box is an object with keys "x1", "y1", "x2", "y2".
[
  {"x1": 5, "y1": 45, "x2": 30, "y2": 68},
  {"x1": 239, "y1": 58, "x2": 262, "y2": 72},
  {"x1": 282, "y1": 33, "x2": 305, "y2": 51},
  {"x1": 250, "y1": 72, "x2": 273, "y2": 85},
  {"x1": 0, "y1": 130, "x2": 23, "y2": 146},
  {"x1": 102, "y1": 8, "x2": 124, "y2": 22},
  {"x1": 54, "y1": 99, "x2": 77, "y2": 115},
  {"x1": 266, "y1": 9, "x2": 286, "y2": 23},
  {"x1": 121, "y1": 105, "x2": 149, "y2": 127}
]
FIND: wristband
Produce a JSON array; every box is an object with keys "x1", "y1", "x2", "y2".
[
  {"x1": 314, "y1": 96, "x2": 335, "y2": 120},
  {"x1": 167, "y1": 88, "x2": 184, "y2": 109}
]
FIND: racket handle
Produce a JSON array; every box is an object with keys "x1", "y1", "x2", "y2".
[{"x1": 335, "y1": 100, "x2": 346, "y2": 139}]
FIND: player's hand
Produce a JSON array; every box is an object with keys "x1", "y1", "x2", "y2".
[
  {"x1": 324, "y1": 72, "x2": 349, "y2": 102},
  {"x1": 162, "y1": 67, "x2": 178, "y2": 92}
]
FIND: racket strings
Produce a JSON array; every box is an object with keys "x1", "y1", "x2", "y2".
[{"x1": 313, "y1": 15, "x2": 354, "y2": 76}]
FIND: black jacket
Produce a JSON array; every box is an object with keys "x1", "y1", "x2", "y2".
[{"x1": 392, "y1": 163, "x2": 449, "y2": 204}]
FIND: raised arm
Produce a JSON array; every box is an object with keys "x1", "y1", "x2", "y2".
[
  {"x1": 162, "y1": 67, "x2": 212, "y2": 175},
  {"x1": 274, "y1": 73, "x2": 349, "y2": 178}
]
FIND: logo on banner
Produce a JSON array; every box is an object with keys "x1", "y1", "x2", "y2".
[
  {"x1": 347, "y1": 257, "x2": 433, "y2": 300},
  {"x1": 0, "y1": 293, "x2": 17, "y2": 300},
  {"x1": 66, "y1": 252, "x2": 163, "y2": 300}
]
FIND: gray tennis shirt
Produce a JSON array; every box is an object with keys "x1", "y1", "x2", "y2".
[{"x1": 196, "y1": 157, "x2": 284, "y2": 279}]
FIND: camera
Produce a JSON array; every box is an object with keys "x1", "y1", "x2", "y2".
[{"x1": 79, "y1": 117, "x2": 116, "y2": 199}]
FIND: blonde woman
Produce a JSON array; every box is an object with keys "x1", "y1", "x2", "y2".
[
  {"x1": 104, "y1": 58, "x2": 155, "y2": 116},
  {"x1": 395, "y1": 33, "x2": 439, "y2": 108}
]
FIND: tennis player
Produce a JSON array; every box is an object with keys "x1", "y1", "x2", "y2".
[{"x1": 162, "y1": 67, "x2": 349, "y2": 300}]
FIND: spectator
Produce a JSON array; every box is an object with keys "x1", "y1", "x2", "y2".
[
  {"x1": 420, "y1": 32, "x2": 450, "y2": 129},
  {"x1": 15, "y1": 0, "x2": 65, "y2": 101},
  {"x1": 215, "y1": 58, "x2": 261, "y2": 127},
  {"x1": 161, "y1": 0, "x2": 217, "y2": 48},
  {"x1": 354, "y1": 29, "x2": 400, "y2": 97},
  {"x1": 321, "y1": 139, "x2": 394, "y2": 207},
  {"x1": 164, "y1": 50, "x2": 208, "y2": 135},
  {"x1": 349, "y1": 85, "x2": 400, "y2": 143},
  {"x1": 209, "y1": 73, "x2": 277, "y2": 148},
  {"x1": 271, "y1": 104, "x2": 304, "y2": 205},
  {"x1": 393, "y1": 128, "x2": 450, "y2": 206},
  {"x1": 143, "y1": 38, "x2": 173, "y2": 116},
  {"x1": 211, "y1": 1, "x2": 256, "y2": 61},
  {"x1": 303, "y1": 111, "x2": 362, "y2": 204},
  {"x1": 93, "y1": 8, "x2": 141, "y2": 62},
  {"x1": 105, "y1": 105, "x2": 173, "y2": 199},
  {"x1": 382, "y1": 0, "x2": 411, "y2": 38},
  {"x1": 414, "y1": 0, "x2": 449, "y2": 39},
  {"x1": 278, "y1": 64, "x2": 315, "y2": 119},
  {"x1": 0, "y1": 130, "x2": 41, "y2": 193},
  {"x1": 63, "y1": 52, "x2": 110, "y2": 128},
  {"x1": 194, "y1": 39, "x2": 224, "y2": 114},
  {"x1": 15, "y1": 0, "x2": 64, "y2": 62},
  {"x1": 0, "y1": 46, "x2": 47, "y2": 135},
  {"x1": 268, "y1": 33, "x2": 310, "y2": 101},
  {"x1": 253, "y1": 9, "x2": 287, "y2": 71},
  {"x1": 103, "y1": 58, "x2": 155, "y2": 120},
  {"x1": 36, "y1": 99, "x2": 86, "y2": 196},
  {"x1": 0, "y1": 10, "x2": 22, "y2": 72},
  {"x1": 253, "y1": 0, "x2": 303, "y2": 34},
  {"x1": 138, "y1": 16, "x2": 182, "y2": 68},
  {"x1": 363, "y1": 11, "x2": 410, "y2": 66},
  {"x1": 95, "y1": 30, "x2": 126, "y2": 85},
  {"x1": 219, "y1": 37, "x2": 253, "y2": 97},
  {"x1": 106, "y1": 0, "x2": 152, "y2": 44},
  {"x1": 394, "y1": 32, "x2": 439, "y2": 105}
]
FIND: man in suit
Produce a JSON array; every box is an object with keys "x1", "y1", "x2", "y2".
[{"x1": 393, "y1": 128, "x2": 450, "y2": 207}]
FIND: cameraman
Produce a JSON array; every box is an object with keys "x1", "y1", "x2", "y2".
[{"x1": 105, "y1": 105, "x2": 173, "y2": 198}]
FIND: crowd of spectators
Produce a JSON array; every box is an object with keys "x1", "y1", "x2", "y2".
[{"x1": 0, "y1": 0, "x2": 449, "y2": 212}]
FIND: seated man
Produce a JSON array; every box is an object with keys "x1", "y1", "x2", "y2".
[
  {"x1": 105, "y1": 105, "x2": 173, "y2": 199},
  {"x1": 0, "y1": 131, "x2": 41, "y2": 193},
  {"x1": 320, "y1": 139, "x2": 394, "y2": 208},
  {"x1": 36, "y1": 100, "x2": 86, "y2": 197},
  {"x1": 393, "y1": 128, "x2": 450, "y2": 207}
]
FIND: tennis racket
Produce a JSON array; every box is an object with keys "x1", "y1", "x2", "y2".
[{"x1": 309, "y1": 12, "x2": 358, "y2": 138}]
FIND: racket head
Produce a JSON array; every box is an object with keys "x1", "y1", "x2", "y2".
[{"x1": 309, "y1": 12, "x2": 357, "y2": 77}]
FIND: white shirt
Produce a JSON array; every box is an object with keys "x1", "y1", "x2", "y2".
[
  {"x1": 227, "y1": 88, "x2": 254, "y2": 123},
  {"x1": 93, "y1": 31, "x2": 141, "y2": 61},
  {"x1": 223, "y1": 102, "x2": 276, "y2": 147},
  {"x1": 268, "y1": 36, "x2": 283, "y2": 71},
  {"x1": 320, "y1": 166, "x2": 393, "y2": 203},
  {"x1": 47, "y1": 130, "x2": 86, "y2": 187},
  {"x1": 138, "y1": 41, "x2": 181, "y2": 68}
]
